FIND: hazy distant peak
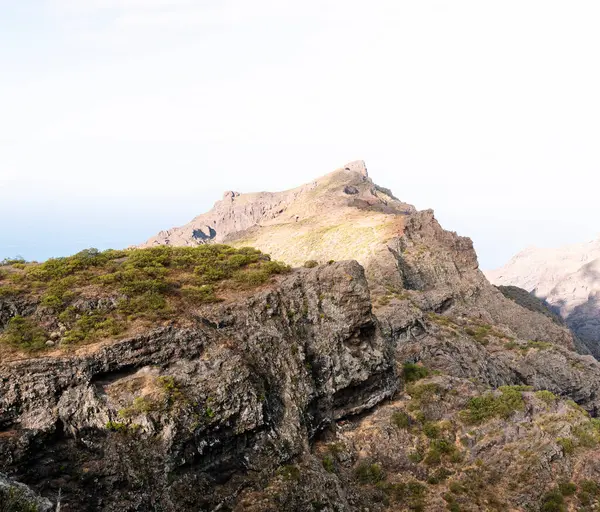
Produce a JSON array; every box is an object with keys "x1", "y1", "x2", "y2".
[{"x1": 487, "y1": 239, "x2": 600, "y2": 357}]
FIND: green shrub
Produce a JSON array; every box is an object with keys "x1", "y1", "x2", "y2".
[
  {"x1": 460, "y1": 386, "x2": 525, "y2": 424},
  {"x1": 181, "y1": 285, "x2": 219, "y2": 303},
  {"x1": 465, "y1": 325, "x2": 492, "y2": 344},
  {"x1": 106, "y1": 421, "x2": 128, "y2": 433},
  {"x1": 0, "y1": 284, "x2": 20, "y2": 298},
  {"x1": 1, "y1": 245, "x2": 289, "y2": 350},
  {"x1": 61, "y1": 312, "x2": 125, "y2": 344},
  {"x1": 407, "y1": 382, "x2": 442, "y2": 401},
  {"x1": 427, "y1": 467, "x2": 452, "y2": 485},
  {"x1": 304, "y1": 260, "x2": 319, "y2": 268},
  {"x1": 0, "y1": 256, "x2": 26, "y2": 266},
  {"x1": 580, "y1": 480, "x2": 599, "y2": 494},
  {"x1": 573, "y1": 422, "x2": 600, "y2": 448},
  {"x1": 322, "y1": 455, "x2": 335, "y2": 473},
  {"x1": 424, "y1": 439, "x2": 461, "y2": 466},
  {"x1": 578, "y1": 480, "x2": 600, "y2": 506},
  {"x1": 233, "y1": 261, "x2": 290, "y2": 287},
  {"x1": 407, "y1": 449, "x2": 424, "y2": 463},
  {"x1": 540, "y1": 488, "x2": 566, "y2": 512},
  {"x1": 119, "y1": 397, "x2": 157, "y2": 418},
  {"x1": 403, "y1": 363, "x2": 430, "y2": 383},
  {"x1": 117, "y1": 292, "x2": 170, "y2": 320},
  {"x1": 2, "y1": 316, "x2": 47, "y2": 351},
  {"x1": 556, "y1": 437, "x2": 574, "y2": 455},
  {"x1": 449, "y1": 481, "x2": 466, "y2": 494},
  {"x1": 558, "y1": 481, "x2": 577, "y2": 496},
  {"x1": 535, "y1": 390, "x2": 558, "y2": 405},
  {"x1": 423, "y1": 422, "x2": 441, "y2": 439},
  {"x1": 391, "y1": 411, "x2": 411, "y2": 429},
  {"x1": 355, "y1": 462, "x2": 385, "y2": 484},
  {"x1": 377, "y1": 480, "x2": 426, "y2": 509}
]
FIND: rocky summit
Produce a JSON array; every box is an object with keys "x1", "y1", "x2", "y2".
[
  {"x1": 2, "y1": 163, "x2": 600, "y2": 511},
  {"x1": 487, "y1": 238, "x2": 600, "y2": 359}
]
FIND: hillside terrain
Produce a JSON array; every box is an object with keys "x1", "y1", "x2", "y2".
[
  {"x1": 2, "y1": 162, "x2": 600, "y2": 511},
  {"x1": 487, "y1": 240, "x2": 600, "y2": 358}
]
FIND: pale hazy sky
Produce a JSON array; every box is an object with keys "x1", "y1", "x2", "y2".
[{"x1": 1, "y1": 1, "x2": 599, "y2": 269}]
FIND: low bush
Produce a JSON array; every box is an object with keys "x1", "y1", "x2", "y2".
[
  {"x1": 322, "y1": 455, "x2": 335, "y2": 473},
  {"x1": 556, "y1": 437, "x2": 574, "y2": 455},
  {"x1": 1, "y1": 245, "x2": 289, "y2": 350},
  {"x1": 535, "y1": 390, "x2": 558, "y2": 405},
  {"x1": 403, "y1": 363, "x2": 429, "y2": 383},
  {"x1": 377, "y1": 480, "x2": 426, "y2": 510},
  {"x1": 355, "y1": 462, "x2": 385, "y2": 484},
  {"x1": 423, "y1": 422, "x2": 441, "y2": 439},
  {"x1": 391, "y1": 411, "x2": 411, "y2": 429},
  {"x1": 578, "y1": 480, "x2": 600, "y2": 506},
  {"x1": 460, "y1": 386, "x2": 526, "y2": 424},
  {"x1": 0, "y1": 256, "x2": 26, "y2": 266},
  {"x1": 427, "y1": 467, "x2": 452, "y2": 484},
  {"x1": 181, "y1": 284, "x2": 219, "y2": 304},
  {"x1": 304, "y1": 260, "x2": 319, "y2": 268},
  {"x1": 3, "y1": 316, "x2": 48, "y2": 351},
  {"x1": 558, "y1": 481, "x2": 577, "y2": 496},
  {"x1": 424, "y1": 439, "x2": 462, "y2": 466},
  {"x1": 540, "y1": 488, "x2": 566, "y2": 512}
]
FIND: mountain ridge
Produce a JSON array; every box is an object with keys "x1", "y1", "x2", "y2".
[{"x1": 3, "y1": 161, "x2": 600, "y2": 510}]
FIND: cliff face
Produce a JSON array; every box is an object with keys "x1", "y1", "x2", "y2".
[
  {"x1": 487, "y1": 239, "x2": 600, "y2": 358},
  {"x1": 3, "y1": 162, "x2": 600, "y2": 511},
  {"x1": 1, "y1": 262, "x2": 396, "y2": 511}
]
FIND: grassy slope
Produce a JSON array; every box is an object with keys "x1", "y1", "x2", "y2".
[
  {"x1": 0, "y1": 246, "x2": 289, "y2": 354},
  {"x1": 225, "y1": 171, "x2": 406, "y2": 267}
]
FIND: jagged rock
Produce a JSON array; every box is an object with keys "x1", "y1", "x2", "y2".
[
  {"x1": 0, "y1": 472, "x2": 53, "y2": 512},
  {"x1": 343, "y1": 160, "x2": 368, "y2": 177},
  {"x1": 0, "y1": 296, "x2": 36, "y2": 329}
]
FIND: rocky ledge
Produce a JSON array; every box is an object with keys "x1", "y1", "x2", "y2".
[{"x1": 0, "y1": 262, "x2": 395, "y2": 511}]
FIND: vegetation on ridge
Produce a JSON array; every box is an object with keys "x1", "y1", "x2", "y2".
[{"x1": 0, "y1": 245, "x2": 290, "y2": 352}]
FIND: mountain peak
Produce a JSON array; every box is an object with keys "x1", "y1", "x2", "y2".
[
  {"x1": 342, "y1": 159, "x2": 368, "y2": 177},
  {"x1": 140, "y1": 161, "x2": 416, "y2": 271}
]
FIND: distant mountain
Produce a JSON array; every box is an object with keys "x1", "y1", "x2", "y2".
[{"x1": 487, "y1": 239, "x2": 600, "y2": 357}]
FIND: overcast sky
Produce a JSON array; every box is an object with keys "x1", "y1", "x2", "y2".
[{"x1": 1, "y1": 1, "x2": 599, "y2": 269}]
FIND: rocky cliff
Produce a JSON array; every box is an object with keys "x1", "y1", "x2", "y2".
[
  {"x1": 487, "y1": 239, "x2": 600, "y2": 358},
  {"x1": 2, "y1": 162, "x2": 600, "y2": 511}
]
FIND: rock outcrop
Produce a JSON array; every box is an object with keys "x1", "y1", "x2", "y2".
[{"x1": 1, "y1": 262, "x2": 396, "y2": 511}]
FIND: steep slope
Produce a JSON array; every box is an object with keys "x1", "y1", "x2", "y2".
[
  {"x1": 488, "y1": 239, "x2": 600, "y2": 357},
  {"x1": 4, "y1": 162, "x2": 600, "y2": 511}
]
